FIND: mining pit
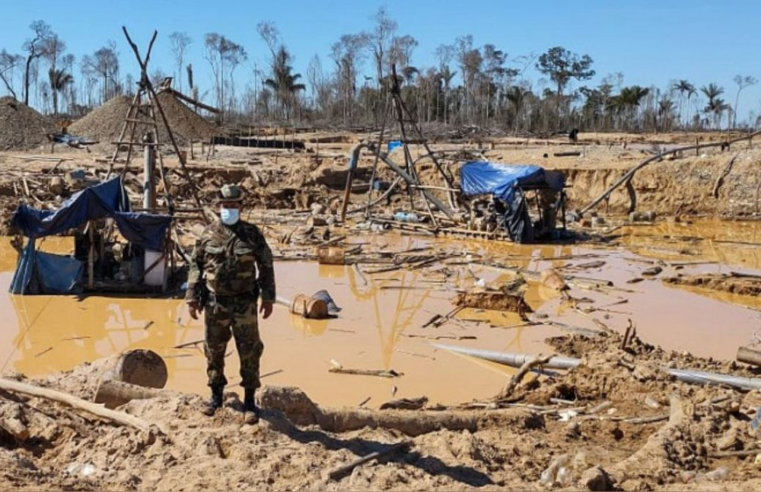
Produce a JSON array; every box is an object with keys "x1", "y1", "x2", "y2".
[{"x1": 3, "y1": 128, "x2": 761, "y2": 490}]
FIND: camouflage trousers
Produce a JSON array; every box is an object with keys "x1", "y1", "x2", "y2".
[{"x1": 203, "y1": 295, "x2": 264, "y2": 389}]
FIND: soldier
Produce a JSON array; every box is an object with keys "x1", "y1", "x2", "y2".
[{"x1": 185, "y1": 184, "x2": 276, "y2": 424}]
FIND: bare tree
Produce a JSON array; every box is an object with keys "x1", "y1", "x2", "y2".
[
  {"x1": 435, "y1": 44, "x2": 455, "y2": 124},
  {"x1": 79, "y1": 55, "x2": 97, "y2": 107},
  {"x1": 0, "y1": 50, "x2": 23, "y2": 99},
  {"x1": 330, "y1": 33, "x2": 367, "y2": 124},
  {"x1": 22, "y1": 21, "x2": 52, "y2": 105},
  {"x1": 42, "y1": 34, "x2": 66, "y2": 74},
  {"x1": 388, "y1": 35, "x2": 418, "y2": 73},
  {"x1": 61, "y1": 53, "x2": 76, "y2": 111},
  {"x1": 151, "y1": 68, "x2": 167, "y2": 89},
  {"x1": 733, "y1": 74, "x2": 758, "y2": 129},
  {"x1": 256, "y1": 21, "x2": 280, "y2": 57},
  {"x1": 369, "y1": 7, "x2": 397, "y2": 88},
  {"x1": 204, "y1": 33, "x2": 247, "y2": 115},
  {"x1": 85, "y1": 43, "x2": 120, "y2": 104},
  {"x1": 455, "y1": 35, "x2": 482, "y2": 123},
  {"x1": 169, "y1": 32, "x2": 192, "y2": 92}
]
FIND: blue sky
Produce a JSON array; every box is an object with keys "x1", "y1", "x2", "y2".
[{"x1": 1, "y1": 0, "x2": 759, "y2": 121}]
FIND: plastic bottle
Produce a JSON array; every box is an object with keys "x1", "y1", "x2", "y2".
[
  {"x1": 394, "y1": 211, "x2": 420, "y2": 223},
  {"x1": 539, "y1": 455, "x2": 569, "y2": 486},
  {"x1": 556, "y1": 467, "x2": 572, "y2": 486},
  {"x1": 704, "y1": 466, "x2": 729, "y2": 481}
]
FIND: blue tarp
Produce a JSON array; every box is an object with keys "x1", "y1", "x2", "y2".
[
  {"x1": 9, "y1": 177, "x2": 173, "y2": 295},
  {"x1": 460, "y1": 162, "x2": 562, "y2": 203},
  {"x1": 11, "y1": 177, "x2": 172, "y2": 251},
  {"x1": 9, "y1": 240, "x2": 84, "y2": 295}
]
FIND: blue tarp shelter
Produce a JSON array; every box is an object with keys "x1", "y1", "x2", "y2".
[
  {"x1": 460, "y1": 162, "x2": 565, "y2": 243},
  {"x1": 460, "y1": 162, "x2": 563, "y2": 203},
  {"x1": 9, "y1": 177, "x2": 172, "y2": 295}
]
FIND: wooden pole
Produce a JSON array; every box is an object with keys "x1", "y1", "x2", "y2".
[
  {"x1": 88, "y1": 224, "x2": 94, "y2": 289},
  {"x1": 143, "y1": 132, "x2": 156, "y2": 211},
  {"x1": 0, "y1": 378, "x2": 152, "y2": 432},
  {"x1": 328, "y1": 441, "x2": 411, "y2": 481}
]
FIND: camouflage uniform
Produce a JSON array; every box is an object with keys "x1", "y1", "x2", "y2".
[{"x1": 186, "y1": 219, "x2": 275, "y2": 390}]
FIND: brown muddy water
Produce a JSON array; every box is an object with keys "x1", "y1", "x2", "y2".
[{"x1": 2, "y1": 219, "x2": 761, "y2": 408}]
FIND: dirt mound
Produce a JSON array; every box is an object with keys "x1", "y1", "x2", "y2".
[
  {"x1": 3, "y1": 329, "x2": 761, "y2": 490},
  {"x1": 665, "y1": 273, "x2": 761, "y2": 297},
  {"x1": 69, "y1": 93, "x2": 224, "y2": 147},
  {"x1": 0, "y1": 97, "x2": 56, "y2": 150}
]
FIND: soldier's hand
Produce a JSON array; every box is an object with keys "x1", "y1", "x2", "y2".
[
  {"x1": 260, "y1": 301, "x2": 273, "y2": 320},
  {"x1": 188, "y1": 301, "x2": 202, "y2": 320}
]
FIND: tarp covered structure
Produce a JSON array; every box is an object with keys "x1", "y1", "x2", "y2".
[
  {"x1": 460, "y1": 161, "x2": 565, "y2": 243},
  {"x1": 9, "y1": 177, "x2": 172, "y2": 295},
  {"x1": 460, "y1": 162, "x2": 564, "y2": 203}
]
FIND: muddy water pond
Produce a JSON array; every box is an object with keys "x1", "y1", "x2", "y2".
[{"x1": 2, "y1": 219, "x2": 761, "y2": 407}]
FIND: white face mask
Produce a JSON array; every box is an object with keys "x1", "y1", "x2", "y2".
[{"x1": 220, "y1": 207, "x2": 240, "y2": 225}]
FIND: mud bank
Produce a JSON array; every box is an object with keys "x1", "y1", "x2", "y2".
[
  {"x1": 558, "y1": 147, "x2": 761, "y2": 216},
  {"x1": 4, "y1": 328, "x2": 761, "y2": 491}
]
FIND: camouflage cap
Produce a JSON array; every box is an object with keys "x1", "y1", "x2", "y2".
[{"x1": 217, "y1": 184, "x2": 244, "y2": 203}]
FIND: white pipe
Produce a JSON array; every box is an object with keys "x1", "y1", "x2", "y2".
[{"x1": 432, "y1": 343, "x2": 761, "y2": 391}]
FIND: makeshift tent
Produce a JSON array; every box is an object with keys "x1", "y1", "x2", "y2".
[
  {"x1": 460, "y1": 162, "x2": 565, "y2": 243},
  {"x1": 9, "y1": 177, "x2": 172, "y2": 295}
]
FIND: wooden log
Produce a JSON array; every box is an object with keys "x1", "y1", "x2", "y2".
[
  {"x1": 94, "y1": 379, "x2": 167, "y2": 409},
  {"x1": 328, "y1": 441, "x2": 412, "y2": 481},
  {"x1": 737, "y1": 346, "x2": 761, "y2": 367},
  {"x1": 329, "y1": 368, "x2": 401, "y2": 378},
  {"x1": 259, "y1": 386, "x2": 544, "y2": 436},
  {"x1": 0, "y1": 378, "x2": 151, "y2": 432},
  {"x1": 109, "y1": 349, "x2": 168, "y2": 388}
]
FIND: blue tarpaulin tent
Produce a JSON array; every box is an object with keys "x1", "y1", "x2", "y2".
[
  {"x1": 9, "y1": 177, "x2": 172, "y2": 295},
  {"x1": 460, "y1": 161, "x2": 563, "y2": 202},
  {"x1": 459, "y1": 162, "x2": 565, "y2": 243}
]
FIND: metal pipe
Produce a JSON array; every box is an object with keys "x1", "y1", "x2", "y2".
[
  {"x1": 143, "y1": 132, "x2": 156, "y2": 211},
  {"x1": 378, "y1": 153, "x2": 455, "y2": 220},
  {"x1": 431, "y1": 343, "x2": 580, "y2": 370},
  {"x1": 432, "y1": 343, "x2": 761, "y2": 391}
]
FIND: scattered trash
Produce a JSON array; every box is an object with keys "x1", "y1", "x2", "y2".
[{"x1": 539, "y1": 454, "x2": 569, "y2": 486}]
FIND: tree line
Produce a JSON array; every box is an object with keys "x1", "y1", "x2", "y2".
[{"x1": 0, "y1": 10, "x2": 758, "y2": 134}]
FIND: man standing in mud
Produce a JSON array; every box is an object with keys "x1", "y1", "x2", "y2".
[{"x1": 185, "y1": 184, "x2": 275, "y2": 424}]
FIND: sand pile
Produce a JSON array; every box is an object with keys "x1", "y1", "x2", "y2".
[
  {"x1": 0, "y1": 97, "x2": 56, "y2": 151},
  {"x1": 69, "y1": 93, "x2": 223, "y2": 147}
]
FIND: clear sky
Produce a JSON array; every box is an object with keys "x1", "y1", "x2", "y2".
[{"x1": 1, "y1": 0, "x2": 759, "y2": 121}]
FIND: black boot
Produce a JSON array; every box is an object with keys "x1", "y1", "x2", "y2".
[
  {"x1": 203, "y1": 385, "x2": 224, "y2": 416},
  {"x1": 243, "y1": 388, "x2": 259, "y2": 424}
]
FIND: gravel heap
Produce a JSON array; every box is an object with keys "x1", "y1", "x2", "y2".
[
  {"x1": 0, "y1": 96, "x2": 57, "y2": 150},
  {"x1": 69, "y1": 92, "x2": 223, "y2": 147}
]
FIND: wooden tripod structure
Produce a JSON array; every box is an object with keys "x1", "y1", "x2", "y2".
[
  {"x1": 111, "y1": 27, "x2": 203, "y2": 212},
  {"x1": 340, "y1": 64, "x2": 459, "y2": 227},
  {"x1": 385, "y1": 64, "x2": 458, "y2": 211}
]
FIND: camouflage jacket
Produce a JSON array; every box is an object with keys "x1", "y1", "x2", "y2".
[{"x1": 185, "y1": 220, "x2": 276, "y2": 302}]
